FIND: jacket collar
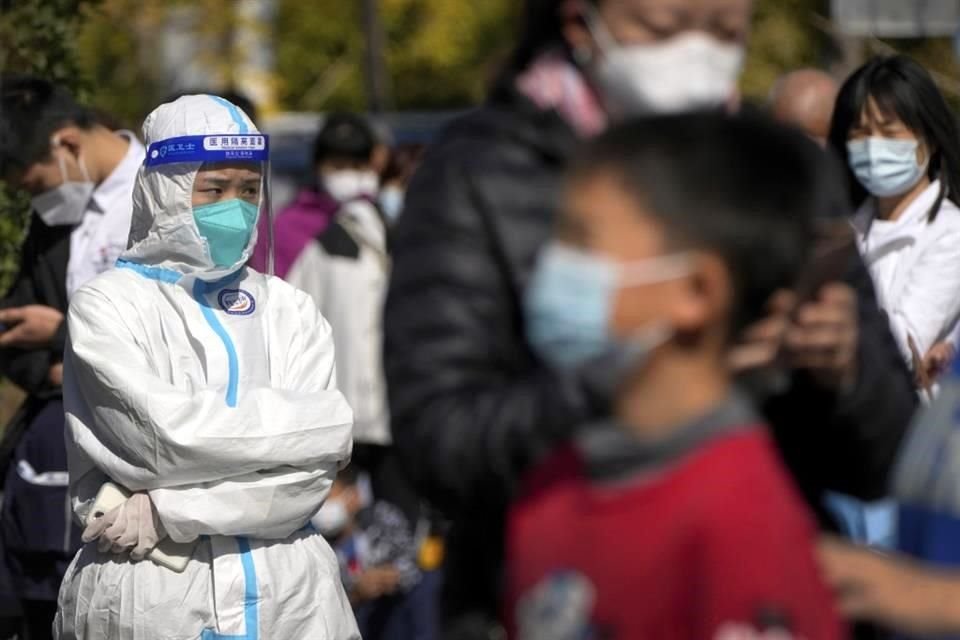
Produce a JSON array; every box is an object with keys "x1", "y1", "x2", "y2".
[
  {"x1": 575, "y1": 389, "x2": 759, "y2": 484},
  {"x1": 89, "y1": 131, "x2": 144, "y2": 215},
  {"x1": 449, "y1": 85, "x2": 581, "y2": 165}
]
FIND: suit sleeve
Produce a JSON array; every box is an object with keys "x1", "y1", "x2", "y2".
[
  {"x1": 64, "y1": 285, "x2": 353, "y2": 497},
  {"x1": 384, "y1": 151, "x2": 591, "y2": 514}
]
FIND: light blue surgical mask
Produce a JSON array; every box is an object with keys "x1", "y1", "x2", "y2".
[
  {"x1": 524, "y1": 243, "x2": 689, "y2": 371},
  {"x1": 378, "y1": 186, "x2": 405, "y2": 223},
  {"x1": 193, "y1": 198, "x2": 259, "y2": 268},
  {"x1": 847, "y1": 137, "x2": 929, "y2": 198}
]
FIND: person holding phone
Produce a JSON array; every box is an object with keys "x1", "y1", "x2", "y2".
[{"x1": 0, "y1": 76, "x2": 143, "y2": 640}]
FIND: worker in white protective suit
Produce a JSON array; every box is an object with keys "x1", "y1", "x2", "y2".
[{"x1": 53, "y1": 95, "x2": 360, "y2": 639}]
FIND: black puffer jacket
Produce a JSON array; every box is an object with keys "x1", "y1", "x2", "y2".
[{"x1": 384, "y1": 87, "x2": 917, "y2": 629}]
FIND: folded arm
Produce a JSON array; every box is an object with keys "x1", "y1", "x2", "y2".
[
  {"x1": 149, "y1": 464, "x2": 337, "y2": 542},
  {"x1": 64, "y1": 285, "x2": 353, "y2": 494}
]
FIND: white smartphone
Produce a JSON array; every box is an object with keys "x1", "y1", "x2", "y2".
[{"x1": 88, "y1": 482, "x2": 198, "y2": 573}]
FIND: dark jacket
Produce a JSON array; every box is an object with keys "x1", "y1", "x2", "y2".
[
  {"x1": 0, "y1": 214, "x2": 79, "y2": 603},
  {"x1": 384, "y1": 88, "x2": 917, "y2": 628},
  {"x1": 1, "y1": 214, "x2": 70, "y2": 396},
  {"x1": 1, "y1": 213, "x2": 70, "y2": 476}
]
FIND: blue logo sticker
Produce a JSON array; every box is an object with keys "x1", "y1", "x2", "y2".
[{"x1": 218, "y1": 289, "x2": 256, "y2": 316}]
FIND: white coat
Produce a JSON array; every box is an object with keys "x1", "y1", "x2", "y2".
[
  {"x1": 54, "y1": 95, "x2": 360, "y2": 640},
  {"x1": 66, "y1": 131, "x2": 143, "y2": 299},
  {"x1": 287, "y1": 199, "x2": 392, "y2": 446},
  {"x1": 853, "y1": 180, "x2": 960, "y2": 367}
]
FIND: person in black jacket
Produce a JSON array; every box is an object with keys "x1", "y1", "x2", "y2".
[
  {"x1": 0, "y1": 76, "x2": 142, "y2": 640},
  {"x1": 384, "y1": 0, "x2": 917, "y2": 635}
]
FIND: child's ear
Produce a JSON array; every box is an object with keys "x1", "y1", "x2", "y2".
[{"x1": 671, "y1": 254, "x2": 732, "y2": 334}]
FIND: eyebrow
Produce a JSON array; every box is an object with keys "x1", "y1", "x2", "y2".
[
  {"x1": 196, "y1": 176, "x2": 261, "y2": 185},
  {"x1": 196, "y1": 177, "x2": 232, "y2": 187}
]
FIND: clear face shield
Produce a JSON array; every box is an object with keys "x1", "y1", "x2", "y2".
[{"x1": 144, "y1": 133, "x2": 275, "y2": 275}]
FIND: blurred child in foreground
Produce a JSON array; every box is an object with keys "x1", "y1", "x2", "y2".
[{"x1": 507, "y1": 112, "x2": 846, "y2": 639}]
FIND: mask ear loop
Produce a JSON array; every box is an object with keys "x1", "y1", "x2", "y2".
[
  {"x1": 51, "y1": 136, "x2": 70, "y2": 186},
  {"x1": 582, "y1": 2, "x2": 618, "y2": 54},
  {"x1": 77, "y1": 154, "x2": 92, "y2": 183},
  {"x1": 51, "y1": 135, "x2": 92, "y2": 184},
  {"x1": 618, "y1": 252, "x2": 694, "y2": 287}
]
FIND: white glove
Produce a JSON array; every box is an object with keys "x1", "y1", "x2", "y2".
[{"x1": 82, "y1": 492, "x2": 167, "y2": 561}]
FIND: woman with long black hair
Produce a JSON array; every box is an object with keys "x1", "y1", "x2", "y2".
[
  {"x1": 826, "y1": 55, "x2": 960, "y2": 550},
  {"x1": 831, "y1": 55, "x2": 960, "y2": 393}
]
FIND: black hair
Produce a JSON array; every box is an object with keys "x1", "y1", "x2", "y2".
[
  {"x1": 828, "y1": 55, "x2": 960, "y2": 221},
  {"x1": 0, "y1": 75, "x2": 96, "y2": 176},
  {"x1": 493, "y1": 0, "x2": 597, "y2": 93},
  {"x1": 312, "y1": 113, "x2": 375, "y2": 167},
  {"x1": 570, "y1": 113, "x2": 843, "y2": 336}
]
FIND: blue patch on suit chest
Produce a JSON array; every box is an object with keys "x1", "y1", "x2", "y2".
[{"x1": 218, "y1": 289, "x2": 256, "y2": 316}]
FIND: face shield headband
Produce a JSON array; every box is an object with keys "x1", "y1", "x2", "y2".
[{"x1": 144, "y1": 133, "x2": 275, "y2": 274}]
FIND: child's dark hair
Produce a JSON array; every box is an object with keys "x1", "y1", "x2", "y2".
[
  {"x1": 313, "y1": 113, "x2": 375, "y2": 167},
  {"x1": 0, "y1": 75, "x2": 96, "y2": 177},
  {"x1": 570, "y1": 112, "x2": 843, "y2": 337},
  {"x1": 829, "y1": 55, "x2": 960, "y2": 220}
]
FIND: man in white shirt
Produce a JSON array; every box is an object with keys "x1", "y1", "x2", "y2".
[{"x1": 0, "y1": 75, "x2": 142, "y2": 640}]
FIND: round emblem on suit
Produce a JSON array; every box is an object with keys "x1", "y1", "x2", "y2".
[{"x1": 218, "y1": 289, "x2": 256, "y2": 316}]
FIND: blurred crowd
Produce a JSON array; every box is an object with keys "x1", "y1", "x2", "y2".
[{"x1": 3, "y1": 1, "x2": 960, "y2": 639}]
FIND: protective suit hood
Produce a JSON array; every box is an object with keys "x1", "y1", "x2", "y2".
[{"x1": 122, "y1": 95, "x2": 264, "y2": 281}]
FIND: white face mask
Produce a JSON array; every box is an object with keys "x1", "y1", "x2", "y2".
[
  {"x1": 31, "y1": 143, "x2": 95, "y2": 227},
  {"x1": 585, "y1": 10, "x2": 745, "y2": 117},
  {"x1": 322, "y1": 170, "x2": 380, "y2": 204},
  {"x1": 311, "y1": 497, "x2": 350, "y2": 538}
]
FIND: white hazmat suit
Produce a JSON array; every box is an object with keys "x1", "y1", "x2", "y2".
[{"x1": 54, "y1": 96, "x2": 360, "y2": 639}]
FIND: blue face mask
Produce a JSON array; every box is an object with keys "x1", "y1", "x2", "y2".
[
  {"x1": 378, "y1": 186, "x2": 405, "y2": 223},
  {"x1": 524, "y1": 243, "x2": 689, "y2": 370},
  {"x1": 193, "y1": 198, "x2": 259, "y2": 268},
  {"x1": 847, "y1": 137, "x2": 928, "y2": 198}
]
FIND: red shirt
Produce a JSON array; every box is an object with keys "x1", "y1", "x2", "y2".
[{"x1": 505, "y1": 417, "x2": 844, "y2": 640}]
